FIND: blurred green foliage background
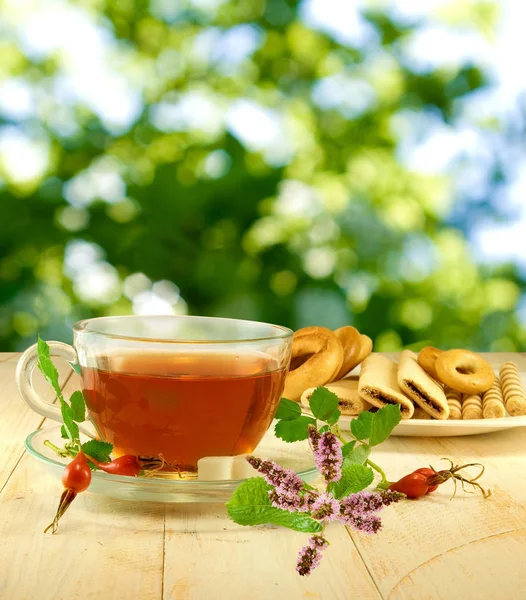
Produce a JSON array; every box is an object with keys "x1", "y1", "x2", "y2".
[{"x1": 0, "y1": 0, "x2": 525, "y2": 352}]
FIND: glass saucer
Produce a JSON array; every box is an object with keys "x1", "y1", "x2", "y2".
[{"x1": 25, "y1": 424, "x2": 318, "y2": 503}]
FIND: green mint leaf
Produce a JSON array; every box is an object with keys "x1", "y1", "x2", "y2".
[
  {"x1": 332, "y1": 464, "x2": 374, "y2": 499},
  {"x1": 369, "y1": 405, "x2": 402, "y2": 447},
  {"x1": 274, "y1": 416, "x2": 316, "y2": 442},
  {"x1": 350, "y1": 411, "x2": 373, "y2": 441},
  {"x1": 69, "y1": 390, "x2": 86, "y2": 423},
  {"x1": 319, "y1": 425, "x2": 330, "y2": 433},
  {"x1": 60, "y1": 402, "x2": 78, "y2": 441},
  {"x1": 274, "y1": 398, "x2": 302, "y2": 421},
  {"x1": 81, "y1": 440, "x2": 113, "y2": 463},
  {"x1": 325, "y1": 408, "x2": 341, "y2": 426},
  {"x1": 342, "y1": 444, "x2": 371, "y2": 467},
  {"x1": 226, "y1": 478, "x2": 322, "y2": 533},
  {"x1": 60, "y1": 425, "x2": 69, "y2": 440},
  {"x1": 308, "y1": 387, "x2": 340, "y2": 423},
  {"x1": 37, "y1": 337, "x2": 64, "y2": 402},
  {"x1": 341, "y1": 441, "x2": 356, "y2": 457}
]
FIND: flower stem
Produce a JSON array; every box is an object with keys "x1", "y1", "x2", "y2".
[
  {"x1": 44, "y1": 440, "x2": 74, "y2": 458},
  {"x1": 329, "y1": 422, "x2": 390, "y2": 487},
  {"x1": 330, "y1": 424, "x2": 347, "y2": 444},
  {"x1": 367, "y1": 458, "x2": 389, "y2": 486}
]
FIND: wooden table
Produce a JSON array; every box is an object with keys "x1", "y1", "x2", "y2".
[{"x1": 1, "y1": 352, "x2": 526, "y2": 600}]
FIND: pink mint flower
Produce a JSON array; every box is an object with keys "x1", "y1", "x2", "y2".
[
  {"x1": 341, "y1": 513, "x2": 382, "y2": 534},
  {"x1": 337, "y1": 490, "x2": 402, "y2": 533},
  {"x1": 296, "y1": 535, "x2": 329, "y2": 576},
  {"x1": 246, "y1": 456, "x2": 304, "y2": 495},
  {"x1": 310, "y1": 493, "x2": 341, "y2": 522},
  {"x1": 268, "y1": 489, "x2": 313, "y2": 513},
  {"x1": 339, "y1": 490, "x2": 403, "y2": 516},
  {"x1": 308, "y1": 426, "x2": 342, "y2": 483}
]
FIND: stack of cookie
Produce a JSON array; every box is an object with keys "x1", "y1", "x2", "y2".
[
  {"x1": 357, "y1": 350, "x2": 450, "y2": 420},
  {"x1": 413, "y1": 348, "x2": 525, "y2": 420},
  {"x1": 499, "y1": 362, "x2": 526, "y2": 416},
  {"x1": 355, "y1": 347, "x2": 526, "y2": 421},
  {"x1": 287, "y1": 323, "x2": 526, "y2": 422}
]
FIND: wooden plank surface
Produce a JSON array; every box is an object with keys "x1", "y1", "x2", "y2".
[
  {"x1": 0, "y1": 369, "x2": 165, "y2": 600},
  {"x1": 163, "y1": 504, "x2": 381, "y2": 600},
  {"x1": 1, "y1": 352, "x2": 526, "y2": 600},
  {"x1": 346, "y1": 352, "x2": 526, "y2": 600},
  {"x1": 351, "y1": 428, "x2": 526, "y2": 599}
]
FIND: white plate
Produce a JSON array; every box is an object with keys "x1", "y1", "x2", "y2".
[
  {"x1": 25, "y1": 424, "x2": 317, "y2": 503},
  {"x1": 338, "y1": 414, "x2": 526, "y2": 437},
  {"x1": 324, "y1": 353, "x2": 526, "y2": 437}
]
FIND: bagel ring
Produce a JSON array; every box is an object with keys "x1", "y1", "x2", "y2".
[
  {"x1": 435, "y1": 349, "x2": 495, "y2": 395},
  {"x1": 283, "y1": 326, "x2": 343, "y2": 401},
  {"x1": 356, "y1": 334, "x2": 373, "y2": 366},
  {"x1": 417, "y1": 346, "x2": 443, "y2": 381},
  {"x1": 333, "y1": 326, "x2": 363, "y2": 380}
]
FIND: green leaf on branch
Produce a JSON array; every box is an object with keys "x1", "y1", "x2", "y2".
[
  {"x1": 70, "y1": 390, "x2": 86, "y2": 423},
  {"x1": 274, "y1": 416, "x2": 316, "y2": 442},
  {"x1": 60, "y1": 425, "x2": 69, "y2": 440},
  {"x1": 350, "y1": 411, "x2": 373, "y2": 441},
  {"x1": 342, "y1": 444, "x2": 371, "y2": 467},
  {"x1": 309, "y1": 387, "x2": 340, "y2": 423},
  {"x1": 274, "y1": 398, "x2": 301, "y2": 421},
  {"x1": 81, "y1": 440, "x2": 113, "y2": 463},
  {"x1": 60, "y1": 402, "x2": 78, "y2": 441},
  {"x1": 332, "y1": 464, "x2": 374, "y2": 499},
  {"x1": 37, "y1": 337, "x2": 63, "y2": 402},
  {"x1": 369, "y1": 405, "x2": 402, "y2": 446},
  {"x1": 341, "y1": 441, "x2": 356, "y2": 457},
  {"x1": 226, "y1": 478, "x2": 322, "y2": 533}
]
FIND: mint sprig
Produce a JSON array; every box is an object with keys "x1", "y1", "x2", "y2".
[
  {"x1": 36, "y1": 337, "x2": 114, "y2": 462},
  {"x1": 273, "y1": 389, "x2": 401, "y2": 487},
  {"x1": 37, "y1": 336, "x2": 80, "y2": 442},
  {"x1": 230, "y1": 391, "x2": 405, "y2": 577}
]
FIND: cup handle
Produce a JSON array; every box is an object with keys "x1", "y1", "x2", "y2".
[{"x1": 15, "y1": 341, "x2": 96, "y2": 438}]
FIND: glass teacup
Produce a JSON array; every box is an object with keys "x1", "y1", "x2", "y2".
[{"x1": 16, "y1": 315, "x2": 293, "y2": 473}]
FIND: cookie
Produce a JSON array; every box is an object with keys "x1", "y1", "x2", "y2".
[
  {"x1": 300, "y1": 377, "x2": 372, "y2": 416},
  {"x1": 482, "y1": 379, "x2": 506, "y2": 419},
  {"x1": 445, "y1": 386, "x2": 462, "y2": 420},
  {"x1": 462, "y1": 394, "x2": 483, "y2": 420},
  {"x1": 358, "y1": 354, "x2": 414, "y2": 419},
  {"x1": 397, "y1": 350, "x2": 449, "y2": 420},
  {"x1": 412, "y1": 406, "x2": 433, "y2": 420},
  {"x1": 499, "y1": 362, "x2": 526, "y2": 416}
]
